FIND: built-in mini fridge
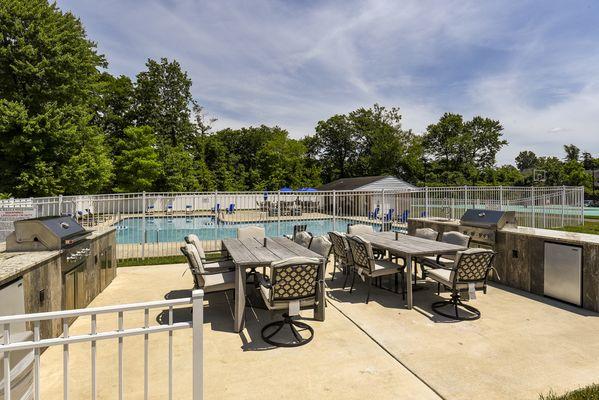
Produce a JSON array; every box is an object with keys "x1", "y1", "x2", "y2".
[{"x1": 544, "y1": 242, "x2": 583, "y2": 306}]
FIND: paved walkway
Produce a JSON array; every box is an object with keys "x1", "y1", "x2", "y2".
[{"x1": 39, "y1": 262, "x2": 599, "y2": 399}]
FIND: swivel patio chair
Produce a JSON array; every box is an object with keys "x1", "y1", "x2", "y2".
[
  {"x1": 184, "y1": 234, "x2": 234, "y2": 272},
  {"x1": 256, "y1": 257, "x2": 322, "y2": 347},
  {"x1": 284, "y1": 224, "x2": 307, "y2": 240},
  {"x1": 293, "y1": 230, "x2": 313, "y2": 248},
  {"x1": 309, "y1": 235, "x2": 332, "y2": 261},
  {"x1": 420, "y1": 231, "x2": 471, "y2": 279},
  {"x1": 237, "y1": 225, "x2": 265, "y2": 240},
  {"x1": 347, "y1": 224, "x2": 385, "y2": 259},
  {"x1": 346, "y1": 235, "x2": 405, "y2": 303},
  {"x1": 427, "y1": 248, "x2": 496, "y2": 320},
  {"x1": 328, "y1": 231, "x2": 354, "y2": 285},
  {"x1": 180, "y1": 244, "x2": 235, "y2": 295},
  {"x1": 414, "y1": 228, "x2": 439, "y2": 241},
  {"x1": 237, "y1": 226, "x2": 266, "y2": 281}
]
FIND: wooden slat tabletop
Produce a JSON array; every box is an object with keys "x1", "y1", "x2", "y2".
[
  {"x1": 222, "y1": 237, "x2": 324, "y2": 267},
  {"x1": 358, "y1": 232, "x2": 467, "y2": 256}
]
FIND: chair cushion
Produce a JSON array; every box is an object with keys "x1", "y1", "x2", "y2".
[
  {"x1": 369, "y1": 259, "x2": 402, "y2": 277},
  {"x1": 203, "y1": 271, "x2": 235, "y2": 293},
  {"x1": 259, "y1": 285, "x2": 316, "y2": 310},
  {"x1": 427, "y1": 268, "x2": 485, "y2": 290},
  {"x1": 421, "y1": 255, "x2": 454, "y2": 268}
]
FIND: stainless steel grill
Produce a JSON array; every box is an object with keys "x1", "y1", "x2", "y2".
[
  {"x1": 458, "y1": 209, "x2": 517, "y2": 245},
  {"x1": 5, "y1": 216, "x2": 92, "y2": 270}
]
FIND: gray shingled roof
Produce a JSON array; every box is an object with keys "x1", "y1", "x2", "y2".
[{"x1": 317, "y1": 175, "x2": 411, "y2": 191}]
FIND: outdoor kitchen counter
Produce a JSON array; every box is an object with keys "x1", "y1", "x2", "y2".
[
  {"x1": 0, "y1": 250, "x2": 60, "y2": 287},
  {"x1": 502, "y1": 226, "x2": 599, "y2": 244},
  {"x1": 0, "y1": 228, "x2": 115, "y2": 287}
]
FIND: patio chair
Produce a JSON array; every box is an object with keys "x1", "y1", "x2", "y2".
[
  {"x1": 383, "y1": 208, "x2": 395, "y2": 221},
  {"x1": 166, "y1": 204, "x2": 173, "y2": 214},
  {"x1": 256, "y1": 257, "x2": 322, "y2": 347},
  {"x1": 237, "y1": 226, "x2": 265, "y2": 239},
  {"x1": 293, "y1": 230, "x2": 313, "y2": 248},
  {"x1": 398, "y1": 210, "x2": 410, "y2": 223},
  {"x1": 226, "y1": 203, "x2": 235, "y2": 214},
  {"x1": 346, "y1": 235, "x2": 405, "y2": 303},
  {"x1": 184, "y1": 234, "x2": 234, "y2": 271},
  {"x1": 414, "y1": 228, "x2": 439, "y2": 241},
  {"x1": 420, "y1": 231, "x2": 471, "y2": 279},
  {"x1": 328, "y1": 231, "x2": 354, "y2": 285},
  {"x1": 428, "y1": 248, "x2": 496, "y2": 320},
  {"x1": 180, "y1": 244, "x2": 235, "y2": 294},
  {"x1": 347, "y1": 224, "x2": 385, "y2": 259},
  {"x1": 309, "y1": 235, "x2": 332, "y2": 261},
  {"x1": 368, "y1": 206, "x2": 380, "y2": 220},
  {"x1": 284, "y1": 224, "x2": 307, "y2": 240},
  {"x1": 185, "y1": 205, "x2": 193, "y2": 215},
  {"x1": 237, "y1": 226, "x2": 266, "y2": 281}
]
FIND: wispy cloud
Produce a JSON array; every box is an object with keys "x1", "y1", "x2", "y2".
[{"x1": 58, "y1": 0, "x2": 599, "y2": 163}]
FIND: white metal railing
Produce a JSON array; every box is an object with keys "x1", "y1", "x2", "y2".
[
  {"x1": 0, "y1": 186, "x2": 586, "y2": 260},
  {"x1": 0, "y1": 290, "x2": 204, "y2": 400}
]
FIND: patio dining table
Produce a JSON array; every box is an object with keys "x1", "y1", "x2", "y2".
[
  {"x1": 356, "y1": 232, "x2": 468, "y2": 309},
  {"x1": 222, "y1": 236, "x2": 326, "y2": 333}
]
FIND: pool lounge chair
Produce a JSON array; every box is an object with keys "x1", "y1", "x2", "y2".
[
  {"x1": 383, "y1": 208, "x2": 395, "y2": 221},
  {"x1": 226, "y1": 203, "x2": 235, "y2": 214},
  {"x1": 368, "y1": 207, "x2": 380, "y2": 220},
  {"x1": 398, "y1": 210, "x2": 410, "y2": 223}
]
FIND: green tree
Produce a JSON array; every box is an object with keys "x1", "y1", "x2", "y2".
[
  {"x1": 96, "y1": 73, "x2": 135, "y2": 155},
  {"x1": 563, "y1": 144, "x2": 580, "y2": 163},
  {"x1": 515, "y1": 150, "x2": 538, "y2": 171},
  {"x1": 134, "y1": 58, "x2": 197, "y2": 148},
  {"x1": 113, "y1": 126, "x2": 161, "y2": 192},
  {"x1": 0, "y1": 0, "x2": 112, "y2": 196}
]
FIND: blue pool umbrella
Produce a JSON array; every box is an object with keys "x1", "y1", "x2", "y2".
[
  {"x1": 263, "y1": 191, "x2": 268, "y2": 200},
  {"x1": 299, "y1": 187, "x2": 317, "y2": 192},
  {"x1": 279, "y1": 187, "x2": 293, "y2": 192}
]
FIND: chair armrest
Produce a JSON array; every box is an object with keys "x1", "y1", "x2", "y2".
[
  {"x1": 195, "y1": 269, "x2": 229, "y2": 276},
  {"x1": 255, "y1": 271, "x2": 272, "y2": 289}
]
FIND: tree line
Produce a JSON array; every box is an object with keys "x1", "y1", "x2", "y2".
[{"x1": 1, "y1": 0, "x2": 597, "y2": 199}]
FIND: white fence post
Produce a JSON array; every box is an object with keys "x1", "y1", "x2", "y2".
[
  {"x1": 58, "y1": 194, "x2": 63, "y2": 216},
  {"x1": 192, "y1": 289, "x2": 204, "y2": 400},
  {"x1": 580, "y1": 186, "x2": 585, "y2": 225},
  {"x1": 561, "y1": 185, "x2": 566, "y2": 227},
  {"x1": 531, "y1": 186, "x2": 536, "y2": 228},
  {"x1": 332, "y1": 191, "x2": 336, "y2": 231},
  {"x1": 499, "y1": 185, "x2": 504, "y2": 211},
  {"x1": 425, "y1": 187, "x2": 430, "y2": 217},
  {"x1": 142, "y1": 191, "x2": 146, "y2": 260},
  {"x1": 277, "y1": 191, "x2": 281, "y2": 236}
]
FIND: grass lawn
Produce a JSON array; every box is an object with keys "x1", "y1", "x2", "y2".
[
  {"x1": 555, "y1": 220, "x2": 599, "y2": 235},
  {"x1": 540, "y1": 384, "x2": 599, "y2": 399},
  {"x1": 118, "y1": 252, "x2": 224, "y2": 267}
]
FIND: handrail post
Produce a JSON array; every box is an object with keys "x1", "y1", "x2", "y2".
[
  {"x1": 142, "y1": 191, "x2": 146, "y2": 260},
  {"x1": 192, "y1": 290, "x2": 204, "y2": 400}
]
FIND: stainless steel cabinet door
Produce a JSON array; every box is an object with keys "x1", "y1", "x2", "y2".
[{"x1": 544, "y1": 242, "x2": 582, "y2": 306}]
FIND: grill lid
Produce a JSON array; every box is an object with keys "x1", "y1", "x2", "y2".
[
  {"x1": 459, "y1": 209, "x2": 516, "y2": 229},
  {"x1": 6, "y1": 216, "x2": 91, "y2": 251}
]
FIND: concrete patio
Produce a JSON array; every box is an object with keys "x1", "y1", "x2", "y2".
[{"x1": 38, "y1": 262, "x2": 599, "y2": 400}]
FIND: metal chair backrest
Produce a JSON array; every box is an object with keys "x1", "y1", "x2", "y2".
[
  {"x1": 309, "y1": 235, "x2": 332, "y2": 259},
  {"x1": 441, "y1": 231, "x2": 471, "y2": 261},
  {"x1": 268, "y1": 257, "x2": 321, "y2": 302},
  {"x1": 452, "y1": 249, "x2": 495, "y2": 285},
  {"x1": 185, "y1": 234, "x2": 206, "y2": 260},
  {"x1": 237, "y1": 225, "x2": 266, "y2": 239},
  {"x1": 348, "y1": 224, "x2": 374, "y2": 235},
  {"x1": 346, "y1": 235, "x2": 375, "y2": 273},
  {"x1": 292, "y1": 224, "x2": 307, "y2": 240},
  {"x1": 414, "y1": 228, "x2": 439, "y2": 241},
  {"x1": 329, "y1": 231, "x2": 351, "y2": 265}
]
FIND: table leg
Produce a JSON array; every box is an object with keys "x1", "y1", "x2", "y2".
[
  {"x1": 234, "y1": 266, "x2": 246, "y2": 332},
  {"x1": 315, "y1": 259, "x2": 326, "y2": 321},
  {"x1": 406, "y1": 255, "x2": 413, "y2": 309}
]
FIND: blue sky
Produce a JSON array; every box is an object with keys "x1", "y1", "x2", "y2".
[{"x1": 57, "y1": 0, "x2": 599, "y2": 164}]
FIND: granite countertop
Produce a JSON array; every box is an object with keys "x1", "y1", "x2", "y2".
[
  {"x1": 409, "y1": 217, "x2": 599, "y2": 245},
  {"x1": 0, "y1": 250, "x2": 60, "y2": 286},
  {"x1": 0, "y1": 227, "x2": 116, "y2": 286}
]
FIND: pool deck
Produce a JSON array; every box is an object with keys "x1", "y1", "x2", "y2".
[{"x1": 36, "y1": 260, "x2": 599, "y2": 400}]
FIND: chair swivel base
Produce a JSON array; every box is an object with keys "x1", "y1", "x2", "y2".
[
  {"x1": 261, "y1": 313, "x2": 314, "y2": 347},
  {"x1": 432, "y1": 293, "x2": 481, "y2": 321}
]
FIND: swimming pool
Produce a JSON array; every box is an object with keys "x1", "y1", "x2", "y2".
[{"x1": 115, "y1": 216, "x2": 393, "y2": 244}]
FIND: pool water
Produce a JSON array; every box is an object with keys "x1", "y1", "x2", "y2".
[{"x1": 115, "y1": 216, "x2": 391, "y2": 244}]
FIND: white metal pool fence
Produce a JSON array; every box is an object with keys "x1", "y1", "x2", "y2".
[
  {"x1": 0, "y1": 186, "x2": 585, "y2": 260},
  {"x1": 0, "y1": 290, "x2": 204, "y2": 400}
]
